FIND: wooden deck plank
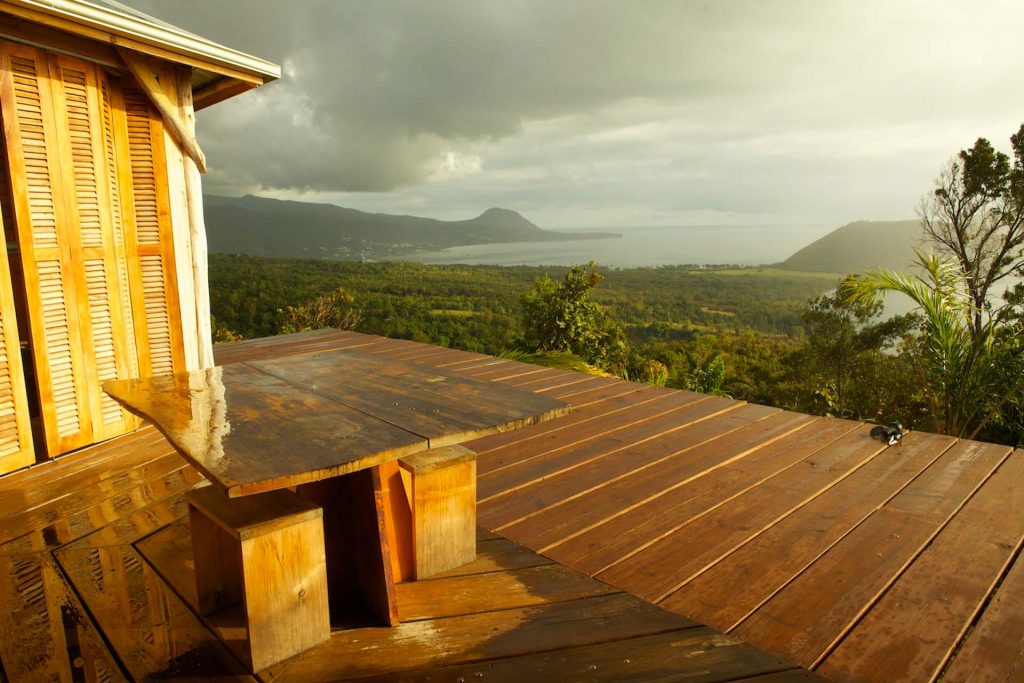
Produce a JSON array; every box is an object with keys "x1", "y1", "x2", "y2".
[
  {"x1": 817, "y1": 451, "x2": 1024, "y2": 682},
  {"x1": 0, "y1": 552, "x2": 128, "y2": 682},
  {"x1": 0, "y1": 428, "x2": 172, "y2": 519},
  {"x1": 465, "y1": 385, "x2": 667, "y2": 467},
  {"x1": 558, "y1": 379, "x2": 640, "y2": 407},
  {"x1": 62, "y1": 489, "x2": 195, "y2": 552},
  {"x1": 481, "y1": 403, "x2": 784, "y2": 530},
  {"x1": 478, "y1": 395, "x2": 737, "y2": 502},
  {"x1": 395, "y1": 564, "x2": 619, "y2": 620},
  {"x1": 594, "y1": 425, "x2": 888, "y2": 599},
  {"x1": 731, "y1": 440, "x2": 1013, "y2": 669},
  {"x1": 496, "y1": 366, "x2": 575, "y2": 386},
  {"x1": 942, "y1": 539, "x2": 1024, "y2": 681},
  {"x1": 213, "y1": 330, "x2": 372, "y2": 365},
  {"x1": 542, "y1": 417, "x2": 860, "y2": 569},
  {"x1": 56, "y1": 543, "x2": 256, "y2": 681},
  {"x1": 0, "y1": 462, "x2": 202, "y2": 554},
  {"x1": 534, "y1": 375, "x2": 612, "y2": 396},
  {"x1": 663, "y1": 430, "x2": 958, "y2": 631},
  {"x1": 136, "y1": 519, "x2": 558, "y2": 619},
  {"x1": 497, "y1": 409, "x2": 816, "y2": 549},
  {"x1": 401, "y1": 348, "x2": 487, "y2": 366},
  {"x1": 359, "y1": 628, "x2": 804, "y2": 683},
  {"x1": 0, "y1": 452, "x2": 190, "y2": 545},
  {"x1": 263, "y1": 593, "x2": 697, "y2": 682}
]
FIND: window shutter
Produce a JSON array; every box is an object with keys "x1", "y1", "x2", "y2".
[
  {"x1": 0, "y1": 215, "x2": 33, "y2": 474},
  {"x1": 112, "y1": 82, "x2": 185, "y2": 379},
  {"x1": 0, "y1": 42, "x2": 140, "y2": 455}
]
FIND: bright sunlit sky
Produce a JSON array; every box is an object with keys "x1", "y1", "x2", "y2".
[{"x1": 134, "y1": 0, "x2": 1024, "y2": 229}]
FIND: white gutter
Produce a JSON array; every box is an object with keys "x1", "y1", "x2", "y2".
[{"x1": 5, "y1": 0, "x2": 280, "y2": 80}]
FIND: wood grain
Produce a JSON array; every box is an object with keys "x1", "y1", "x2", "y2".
[
  {"x1": 661, "y1": 430, "x2": 957, "y2": 631},
  {"x1": 818, "y1": 451, "x2": 1024, "y2": 681},
  {"x1": 105, "y1": 363, "x2": 428, "y2": 496},
  {"x1": 248, "y1": 348, "x2": 569, "y2": 447},
  {"x1": 732, "y1": 440, "x2": 1012, "y2": 668},
  {"x1": 400, "y1": 445, "x2": 477, "y2": 578},
  {"x1": 542, "y1": 417, "x2": 860, "y2": 572}
]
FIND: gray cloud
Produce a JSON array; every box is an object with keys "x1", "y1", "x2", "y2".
[{"x1": 133, "y1": 0, "x2": 1024, "y2": 227}]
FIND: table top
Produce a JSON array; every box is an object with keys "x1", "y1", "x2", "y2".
[{"x1": 103, "y1": 348, "x2": 569, "y2": 497}]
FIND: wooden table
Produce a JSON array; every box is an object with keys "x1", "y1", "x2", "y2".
[{"x1": 104, "y1": 347, "x2": 568, "y2": 668}]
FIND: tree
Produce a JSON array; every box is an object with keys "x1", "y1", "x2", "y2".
[
  {"x1": 841, "y1": 253, "x2": 1014, "y2": 437},
  {"x1": 785, "y1": 293, "x2": 918, "y2": 420},
  {"x1": 520, "y1": 262, "x2": 628, "y2": 369},
  {"x1": 919, "y1": 124, "x2": 1024, "y2": 336},
  {"x1": 518, "y1": 262, "x2": 666, "y2": 383},
  {"x1": 279, "y1": 287, "x2": 362, "y2": 334}
]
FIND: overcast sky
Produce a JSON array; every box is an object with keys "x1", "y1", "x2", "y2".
[{"x1": 134, "y1": 0, "x2": 1024, "y2": 229}]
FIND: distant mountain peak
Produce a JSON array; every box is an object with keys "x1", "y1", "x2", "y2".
[{"x1": 474, "y1": 207, "x2": 540, "y2": 230}]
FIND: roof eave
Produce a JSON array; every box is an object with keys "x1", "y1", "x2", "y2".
[{"x1": 0, "y1": 0, "x2": 280, "y2": 85}]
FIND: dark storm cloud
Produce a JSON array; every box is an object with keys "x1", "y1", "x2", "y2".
[{"x1": 133, "y1": 0, "x2": 1024, "y2": 226}]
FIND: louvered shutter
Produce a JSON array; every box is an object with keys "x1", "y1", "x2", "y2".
[
  {"x1": 48, "y1": 54, "x2": 137, "y2": 442},
  {"x1": 111, "y1": 81, "x2": 185, "y2": 379},
  {"x1": 0, "y1": 206, "x2": 33, "y2": 474},
  {"x1": 0, "y1": 42, "x2": 139, "y2": 455}
]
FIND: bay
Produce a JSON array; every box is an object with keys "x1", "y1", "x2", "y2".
[{"x1": 401, "y1": 224, "x2": 833, "y2": 268}]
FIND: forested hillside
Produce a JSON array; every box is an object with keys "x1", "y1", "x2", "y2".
[
  {"x1": 209, "y1": 255, "x2": 840, "y2": 348},
  {"x1": 779, "y1": 220, "x2": 922, "y2": 273}
]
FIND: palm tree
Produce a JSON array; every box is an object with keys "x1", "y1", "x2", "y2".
[{"x1": 841, "y1": 252, "x2": 1016, "y2": 438}]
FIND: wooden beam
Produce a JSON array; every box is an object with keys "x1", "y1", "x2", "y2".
[
  {"x1": 193, "y1": 76, "x2": 255, "y2": 111},
  {"x1": 177, "y1": 67, "x2": 214, "y2": 367},
  {"x1": 117, "y1": 47, "x2": 206, "y2": 173},
  {"x1": 0, "y1": 11, "x2": 120, "y2": 68}
]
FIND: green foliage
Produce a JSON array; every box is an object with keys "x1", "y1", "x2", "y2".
[
  {"x1": 496, "y1": 349, "x2": 610, "y2": 377},
  {"x1": 781, "y1": 292, "x2": 920, "y2": 421},
  {"x1": 841, "y1": 252, "x2": 1016, "y2": 437},
  {"x1": 279, "y1": 287, "x2": 361, "y2": 334},
  {"x1": 519, "y1": 262, "x2": 627, "y2": 368},
  {"x1": 680, "y1": 351, "x2": 728, "y2": 396}
]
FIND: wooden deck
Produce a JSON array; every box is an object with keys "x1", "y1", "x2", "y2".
[{"x1": 2, "y1": 329, "x2": 1022, "y2": 681}]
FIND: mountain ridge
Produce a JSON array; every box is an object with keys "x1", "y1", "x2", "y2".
[
  {"x1": 778, "y1": 219, "x2": 925, "y2": 274},
  {"x1": 203, "y1": 194, "x2": 617, "y2": 260}
]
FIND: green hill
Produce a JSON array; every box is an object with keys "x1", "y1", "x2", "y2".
[
  {"x1": 779, "y1": 220, "x2": 925, "y2": 274},
  {"x1": 203, "y1": 194, "x2": 616, "y2": 260}
]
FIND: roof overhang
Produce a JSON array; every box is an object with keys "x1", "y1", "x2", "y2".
[{"x1": 0, "y1": 0, "x2": 280, "y2": 109}]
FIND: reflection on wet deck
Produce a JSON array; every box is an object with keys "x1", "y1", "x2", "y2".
[{"x1": 0, "y1": 331, "x2": 817, "y2": 682}]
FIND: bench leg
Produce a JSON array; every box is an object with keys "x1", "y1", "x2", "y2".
[
  {"x1": 190, "y1": 503, "x2": 244, "y2": 615},
  {"x1": 297, "y1": 465, "x2": 400, "y2": 626}
]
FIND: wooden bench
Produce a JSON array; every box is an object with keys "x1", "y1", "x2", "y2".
[
  {"x1": 187, "y1": 486, "x2": 331, "y2": 672},
  {"x1": 397, "y1": 445, "x2": 477, "y2": 579}
]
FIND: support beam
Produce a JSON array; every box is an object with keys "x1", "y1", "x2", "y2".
[
  {"x1": 118, "y1": 47, "x2": 206, "y2": 173},
  {"x1": 177, "y1": 67, "x2": 214, "y2": 368}
]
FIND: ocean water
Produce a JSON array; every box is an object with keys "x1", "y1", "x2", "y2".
[{"x1": 401, "y1": 224, "x2": 834, "y2": 268}]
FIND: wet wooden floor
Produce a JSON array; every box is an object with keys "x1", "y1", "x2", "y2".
[
  {"x1": 2, "y1": 329, "x2": 1021, "y2": 682},
  {"x1": 0, "y1": 330, "x2": 819, "y2": 682}
]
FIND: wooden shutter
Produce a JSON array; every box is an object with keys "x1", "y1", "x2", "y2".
[
  {"x1": 0, "y1": 203, "x2": 33, "y2": 473},
  {"x1": 0, "y1": 42, "x2": 138, "y2": 455},
  {"x1": 110, "y1": 81, "x2": 185, "y2": 379}
]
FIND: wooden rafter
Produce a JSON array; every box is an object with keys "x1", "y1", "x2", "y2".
[{"x1": 117, "y1": 47, "x2": 206, "y2": 173}]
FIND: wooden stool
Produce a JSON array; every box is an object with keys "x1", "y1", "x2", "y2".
[
  {"x1": 187, "y1": 486, "x2": 330, "y2": 672},
  {"x1": 398, "y1": 445, "x2": 477, "y2": 579}
]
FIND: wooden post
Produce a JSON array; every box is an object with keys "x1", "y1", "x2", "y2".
[
  {"x1": 187, "y1": 486, "x2": 331, "y2": 673},
  {"x1": 399, "y1": 446, "x2": 477, "y2": 579},
  {"x1": 176, "y1": 67, "x2": 214, "y2": 368}
]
